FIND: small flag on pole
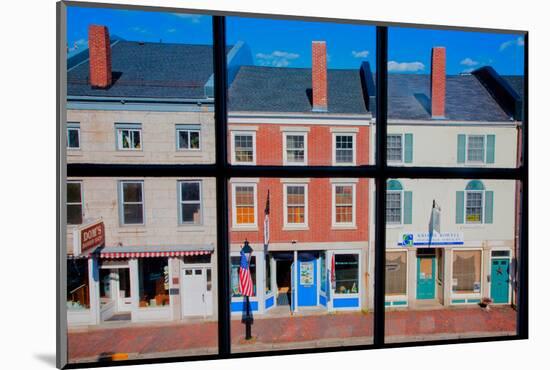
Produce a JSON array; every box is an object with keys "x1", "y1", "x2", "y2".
[
  {"x1": 239, "y1": 249, "x2": 254, "y2": 297},
  {"x1": 263, "y1": 190, "x2": 270, "y2": 248}
]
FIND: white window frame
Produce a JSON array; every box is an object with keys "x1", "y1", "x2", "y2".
[
  {"x1": 178, "y1": 180, "x2": 203, "y2": 225},
  {"x1": 231, "y1": 131, "x2": 256, "y2": 165},
  {"x1": 332, "y1": 250, "x2": 361, "y2": 299},
  {"x1": 231, "y1": 182, "x2": 258, "y2": 229},
  {"x1": 331, "y1": 182, "x2": 356, "y2": 228},
  {"x1": 67, "y1": 180, "x2": 83, "y2": 225},
  {"x1": 116, "y1": 124, "x2": 142, "y2": 151},
  {"x1": 466, "y1": 134, "x2": 486, "y2": 164},
  {"x1": 387, "y1": 133, "x2": 404, "y2": 163},
  {"x1": 283, "y1": 183, "x2": 308, "y2": 229},
  {"x1": 332, "y1": 132, "x2": 357, "y2": 166},
  {"x1": 282, "y1": 131, "x2": 308, "y2": 165},
  {"x1": 386, "y1": 190, "x2": 404, "y2": 226},
  {"x1": 176, "y1": 126, "x2": 201, "y2": 151},
  {"x1": 67, "y1": 123, "x2": 81, "y2": 150},
  {"x1": 450, "y1": 248, "x2": 484, "y2": 299},
  {"x1": 464, "y1": 190, "x2": 484, "y2": 224},
  {"x1": 119, "y1": 180, "x2": 145, "y2": 226}
]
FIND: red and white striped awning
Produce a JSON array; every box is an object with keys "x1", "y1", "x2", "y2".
[
  {"x1": 99, "y1": 250, "x2": 211, "y2": 259},
  {"x1": 82, "y1": 245, "x2": 214, "y2": 259}
]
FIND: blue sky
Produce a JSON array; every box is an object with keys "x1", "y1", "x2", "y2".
[{"x1": 67, "y1": 6, "x2": 524, "y2": 75}]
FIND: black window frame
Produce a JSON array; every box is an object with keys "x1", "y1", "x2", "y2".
[{"x1": 60, "y1": 3, "x2": 528, "y2": 368}]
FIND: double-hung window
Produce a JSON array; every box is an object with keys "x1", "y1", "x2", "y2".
[
  {"x1": 283, "y1": 132, "x2": 307, "y2": 165},
  {"x1": 386, "y1": 191, "x2": 402, "y2": 224},
  {"x1": 67, "y1": 123, "x2": 80, "y2": 149},
  {"x1": 465, "y1": 191, "x2": 483, "y2": 224},
  {"x1": 467, "y1": 135, "x2": 485, "y2": 163},
  {"x1": 387, "y1": 134, "x2": 403, "y2": 162},
  {"x1": 232, "y1": 131, "x2": 255, "y2": 164},
  {"x1": 67, "y1": 181, "x2": 83, "y2": 225},
  {"x1": 116, "y1": 123, "x2": 142, "y2": 151},
  {"x1": 333, "y1": 133, "x2": 356, "y2": 165},
  {"x1": 232, "y1": 183, "x2": 257, "y2": 227},
  {"x1": 119, "y1": 181, "x2": 144, "y2": 225},
  {"x1": 333, "y1": 183, "x2": 356, "y2": 227},
  {"x1": 284, "y1": 183, "x2": 308, "y2": 227},
  {"x1": 179, "y1": 181, "x2": 202, "y2": 225},
  {"x1": 176, "y1": 124, "x2": 201, "y2": 151}
]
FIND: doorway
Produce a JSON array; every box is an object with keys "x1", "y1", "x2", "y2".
[
  {"x1": 181, "y1": 267, "x2": 213, "y2": 317},
  {"x1": 416, "y1": 249, "x2": 436, "y2": 300},
  {"x1": 490, "y1": 258, "x2": 510, "y2": 304},
  {"x1": 276, "y1": 260, "x2": 292, "y2": 306},
  {"x1": 99, "y1": 267, "x2": 132, "y2": 322}
]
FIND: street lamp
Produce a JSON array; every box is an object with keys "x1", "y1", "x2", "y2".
[{"x1": 241, "y1": 239, "x2": 254, "y2": 340}]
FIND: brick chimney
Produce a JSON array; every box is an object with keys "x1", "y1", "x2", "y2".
[
  {"x1": 430, "y1": 47, "x2": 446, "y2": 118},
  {"x1": 88, "y1": 25, "x2": 112, "y2": 88},
  {"x1": 312, "y1": 41, "x2": 328, "y2": 112}
]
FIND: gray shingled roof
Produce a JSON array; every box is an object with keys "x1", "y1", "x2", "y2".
[
  {"x1": 228, "y1": 66, "x2": 369, "y2": 114},
  {"x1": 67, "y1": 41, "x2": 215, "y2": 99}
]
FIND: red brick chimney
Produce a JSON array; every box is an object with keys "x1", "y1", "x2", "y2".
[
  {"x1": 312, "y1": 41, "x2": 328, "y2": 112},
  {"x1": 430, "y1": 47, "x2": 446, "y2": 118},
  {"x1": 88, "y1": 25, "x2": 112, "y2": 88}
]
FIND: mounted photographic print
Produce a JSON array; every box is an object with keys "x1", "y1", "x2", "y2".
[{"x1": 57, "y1": 1, "x2": 528, "y2": 368}]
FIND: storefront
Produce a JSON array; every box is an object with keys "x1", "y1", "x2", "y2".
[{"x1": 230, "y1": 248, "x2": 364, "y2": 315}]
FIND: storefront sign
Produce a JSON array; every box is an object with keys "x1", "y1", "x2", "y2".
[
  {"x1": 73, "y1": 219, "x2": 105, "y2": 256},
  {"x1": 398, "y1": 232, "x2": 464, "y2": 247},
  {"x1": 300, "y1": 262, "x2": 314, "y2": 286}
]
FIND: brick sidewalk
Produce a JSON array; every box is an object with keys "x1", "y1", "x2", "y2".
[{"x1": 68, "y1": 306, "x2": 516, "y2": 362}]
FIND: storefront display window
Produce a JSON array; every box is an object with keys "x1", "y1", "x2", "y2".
[
  {"x1": 386, "y1": 252, "x2": 406, "y2": 296},
  {"x1": 231, "y1": 256, "x2": 256, "y2": 297},
  {"x1": 139, "y1": 258, "x2": 170, "y2": 307},
  {"x1": 452, "y1": 250, "x2": 482, "y2": 294},
  {"x1": 334, "y1": 254, "x2": 359, "y2": 295},
  {"x1": 67, "y1": 259, "x2": 90, "y2": 310}
]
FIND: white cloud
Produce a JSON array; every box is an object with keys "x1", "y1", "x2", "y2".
[
  {"x1": 351, "y1": 50, "x2": 370, "y2": 58},
  {"x1": 166, "y1": 28, "x2": 177, "y2": 33},
  {"x1": 460, "y1": 57, "x2": 479, "y2": 67},
  {"x1": 130, "y1": 26, "x2": 149, "y2": 34},
  {"x1": 461, "y1": 68, "x2": 475, "y2": 74},
  {"x1": 387, "y1": 60, "x2": 425, "y2": 72},
  {"x1": 172, "y1": 13, "x2": 203, "y2": 23},
  {"x1": 500, "y1": 37, "x2": 525, "y2": 51},
  {"x1": 68, "y1": 38, "x2": 87, "y2": 52},
  {"x1": 256, "y1": 50, "x2": 300, "y2": 67}
]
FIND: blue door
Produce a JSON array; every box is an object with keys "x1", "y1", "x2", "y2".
[
  {"x1": 491, "y1": 259, "x2": 510, "y2": 304},
  {"x1": 416, "y1": 257, "x2": 435, "y2": 299},
  {"x1": 297, "y1": 256, "x2": 318, "y2": 307}
]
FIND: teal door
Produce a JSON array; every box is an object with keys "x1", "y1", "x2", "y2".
[
  {"x1": 416, "y1": 257, "x2": 435, "y2": 299},
  {"x1": 491, "y1": 259, "x2": 510, "y2": 304}
]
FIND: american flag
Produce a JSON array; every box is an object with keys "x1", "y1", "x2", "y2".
[
  {"x1": 239, "y1": 249, "x2": 254, "y2": 297},
  {"x1": 263, "y1": 190, "x2": 270, "y2": 247}
]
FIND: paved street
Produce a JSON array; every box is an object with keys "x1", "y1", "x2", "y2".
[{"x1": 68, "y1": 306, "x2": 516, "y2": 363}]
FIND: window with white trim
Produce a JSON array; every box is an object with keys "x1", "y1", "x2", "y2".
[
  {"x1": 116, "y1": 123, "x2": 142, "y2": 150},
  {"x1": 334, "y1": 253, "x2": 359, "y2": 295},
  {"x1": 233, "y1": 184, "x2": 257, "y2": 226},
  {"x1": 232, "y1": 132, "x2": 255, "y2": 164},
  {"x1": 67, "y1": 123, "x2": 80, "y2": 149},
  {"x1": 386, "y1": 191, "x2": 402, "y2": 224},
  {"x1": 179, "y1": 181, "x2": 202, "y2": 225},
  {"x1": 333, "y1": 184, "x2": 355, "y2": 226},
  {"x1": 465, "y1": 191, "x2": 483, "y2": 224},
  {"x1": 466, "y1": 135, "x2": 485, "y2": 162},
  {"x1": 334, "y1": 134, "x2": 355, "y2": 164},
  {"x1": 176, "y1": 126, "x2": 201, "y2": 150},
  {"x1": 120, "y1": 181, "x2": 144, "y2": 225},
  {"x1": 67, "y1": 181, "x2": 83, "y2": 225},
  {"x1": 284, "y1": 133, "x2": 306, "y2": 164},
  {"x1": 387, "y1": 134, "x2": 403, "y2": 162},
  {"x1": 284, "y1": 184, "x2": 307, "y2": 227}
]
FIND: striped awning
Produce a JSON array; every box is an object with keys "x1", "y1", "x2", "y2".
[
  {"x1": 89, "y1": 245, "x2": 214, "y2": 259},
  {"x1": 98, "y1": 250, "x2": 211, "y2": 259}
]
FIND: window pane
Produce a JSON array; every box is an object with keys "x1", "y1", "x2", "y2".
[
  {"x1": 189, "y1": 131, "x2": 200, "y2": 149},
  {"x1": 178, "y1": 130, "x2": 189, "y2": 149},
  {"x1": 68, "y1": 128, "x2": 80, "y2": 148},
  {"x1": 67, "y1": 259, "x2": 90, "y2": 310},
  {"x1": 122, "y1": 183, "x2": 142, "y2": 202},
  {"x1": 67, "y1": 183, "x2": 81, "y2": 203},
  {"x1": 385, "y1": 179, "x2": 519, "y2": 343},
  {"x1": 182, "y1": 203, "x2": 201, "y2": 224},
  {"x1": 67, "y1": 204, "x2": 83, "y2": 225},
  {"x1": 181, "y1": 182, "x2": 200, "y2": 201},
  {"x1": 139, "y1": 258, "x2": 170, "y2": 307},
  {"x1": 334, "y1": 254, "x2": 359, "y2": 294},
  {"x1": 123, "y1": 204, "x2": 143, "y2": 224}
]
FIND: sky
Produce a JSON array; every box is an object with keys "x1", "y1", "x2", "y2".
[{"x1": 67, "y1": 6, "x2": 524, "y2": 75}]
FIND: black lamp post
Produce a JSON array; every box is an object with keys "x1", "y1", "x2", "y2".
[{"x1": 242, "y1": 239, "x2": 253, "y2": 340}]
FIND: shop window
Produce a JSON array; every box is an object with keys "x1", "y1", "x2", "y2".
[
  {"x1": 333, "y1": 184, "x2": 355, "y2": 226},
  {"x1": 284, "y1": 184, "x2": 307, "y2": 227},
  {"x1": 452, "y1": 250, "x2": 482, "y2": 294},
  {"x1": 233, "y1": 183, "x2": 257, "y2": 227},
  {"x1": 231, "y1": 255, "x2": 256, "y2": 297},
  {"x1": 387, "y1": 134, "x2": 403, "y2": 162},
  {"x1": 334, "y1": 133, "x2": 355, "y2": 165},
  {"x1": 385, "y1": 252, "x2": 406, "y2": 296},
  {"x1": 138, "y1": 258, "x2": 170, "y2": 307},
  {"x1": 283, "y1": 132, "x2": 307, "y2": 165},
  {"x1": 116, "y1": 123, "x2": 142, "y2": 150},
  {"x1": 265, "y1": 254, "x2": 272, "y2": 294},
  {"x1": 67, "y1": 123, "x2": 80, "y2": 149},
  {"x1": 334, "y1": 254, "x2": 359, "y2": 295},
  {"x1": 232, "y1": 131, "x2": 255, "y2": 164},
  {"x1": 176, "y1": 125, "x2": 201, "y2": 150},
  {"x1": 119, "y1": 181, "x2": 144, "y2": 225},
  {"x1": 67, "y1": 181, "x2": 83, "y2": 225},
  {"x1": 67, "y1": 259, "x2": 89, "y2": 310},
  {"x1": 179, "y1": 181, "x2": 202, "y2": 225}
]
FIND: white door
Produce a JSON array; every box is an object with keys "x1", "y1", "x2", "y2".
[
  {"x1": 116, "y1": 268, "x2": 132, "y2": 312},
  {"x1": 182, "y1": 268, "x2": 207, "y2": 316}
]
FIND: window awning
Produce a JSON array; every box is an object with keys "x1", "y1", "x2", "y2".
[{"x1": 89, "y1": 244, "x2": 214, "y2": 259}]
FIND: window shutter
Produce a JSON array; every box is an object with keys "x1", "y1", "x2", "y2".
[
  {"x1": 456, "y1": 191, "x2": 464, "y2": 224},
  {"x1": 404, "y1": 134, "x2": 413, "y2": 163},
  {"x1": 486, "y1": 135, "x2": 496, "y2": 164},
  {"x1": 457, "y1": 135, "x2": 466, "y2": 163},
  {"x1": 485, "y1": 191, "x2": 494, "y2": 224},
  {"x1": 404, "y1": 191, "x2": 412, "y2": 224}
]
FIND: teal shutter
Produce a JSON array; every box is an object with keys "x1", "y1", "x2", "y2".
[
  {"x1": 485, "y1": 191, "x2": 494, "y2": 224},
  {"x1": 457, "y1": 135, "x2": 466, "y2": 163},
  {"x1": 404, "y1": 134, "x2": 413, "y2": 163},
  {"x1": 486, "y1": 135, "x2": 495, "y2": 164},
  {"x1": 404, "y1": 191, "x2": 413, "y2": 224},
  {"x1": 456, "y1": 191, "x2": 464, "y2": 224}
]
